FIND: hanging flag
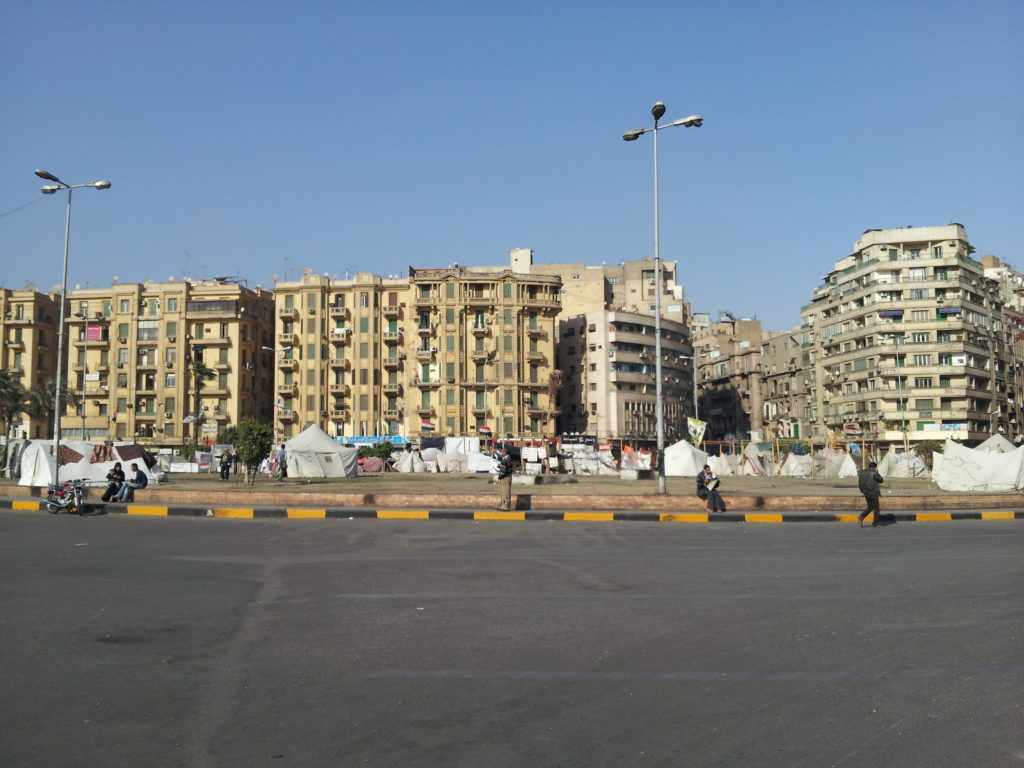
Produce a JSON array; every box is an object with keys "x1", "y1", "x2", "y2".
[
  {"x1": 478, "y1": 426, "x2": 492, "y2": 435},
  {"x1": 687, "y1": 417, "x2": 706, "y2": 444},
  {"x1": 421, "y1": 420, "x2": 435, "y2": 430}
]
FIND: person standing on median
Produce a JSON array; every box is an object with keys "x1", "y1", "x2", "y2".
[
  {"x1": 276, "y1": 444, "x2": 288, "y2": 482},
  {"x1": 858, "y1": 461, "x2": 884, "y2": 527},
  {"x1": 496, "y1": 446, "x2": 513, "y2": 511}
]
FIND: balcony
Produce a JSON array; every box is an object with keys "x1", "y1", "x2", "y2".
[
  {"x1": 329, "y1": 383, "x2": 349, "y2": 396},
  {"x1": 519, "y1": 379, "x2": 548, "y2": 389},
  {"x1": 72, "y1": 336, "x2": 109, "y2": 348},
  {"x1": 415, "y1": 347, "x2": 436, "y2": 361},
  {"x1": 384, "y1": 409, "x2": 401, "y2": 420},
  {"x1": 383, "y1": 331, "x2": 403, "y2": 345},
  {"x1": 461, "y1": 379, "x2": 498, "y2": 389},
  {"x1": 382, "y1": 383, "x2": 402, "y2": 395},
  {"x1": 329, "y1": 305, "x2": 350, "y2": 320},
  {"x1": 415, "y1": 406, "x2": 435, "y2": 416},
  {"x1": 471, "y1": 323, "x2": 490, "y2": 337},
  {"x1": 462, "y1": 292, "x2": 494, "y2": 307},
  {"x1": 329, "y1": 408, "x2": 348, "y2": 419},
  {"x1": 278, "y1": 307, "x2": 299, "y2": 321},
  {"x1": 525, "y1": 351, "x2": 546, "y2": 364},
  {"x1": 191, "y1": 335, "x2": 230, "y2": 347},
  {"x1": 383, "y1": 356, "x2": 403, "y2": 369},
  {"x1": 417, "y1": 324, "x2": 435, "y2": 337},
  {"x1": 523, "y1": 295, "x2": 559, "y2": 311},
  {"x1": 471, "y1": 406, "x2": 489, "y2": 416},
  {"x1": 277, "y1": 332, "x2": 298, "y2": 347},
  {"x1": 329, "y1": 357, "x2": 350, "y2": 370},
  {"x1": 526, "y1": 406, "x2": 548, "y2": 417},
  {"x1": 525, "y1": 326, "x2": 546, "y2": 338},
  {"x1": 277, "y1": 409, "x2": 297, "y2": 422},
  {"x1": 471, "y1": 352, "x2": 491, "y2": 363},
  {"x1": 412, "y1": 378, "x2": 442, "y2": 389},
  {"x1": 6, "y1": 339, "x2": 26, "y2": 350},
  {"x1": 277, "y1": 357, "x2": 299, "y2": 371},
  {"x1": 135, "y1": 359, "x2": 159, "y2": 370},
  {"x1": 382, "y1": 305, "x2": 401, "y2": 318},
  {"x1": 328, "y1": 329, "x2": 351, "y2": 345},
  {"x1": 413, "y1": 292, "x2": 438, "y2": 307},
  {"x1": 278, "y1": 383, "x2": 298, "y2": 397}
]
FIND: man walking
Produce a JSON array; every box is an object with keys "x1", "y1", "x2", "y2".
[
  {"x1": 858, "y1": 460, "x2": 884, "y2": 527},
  {"x1": 496, "y1": 446, "x2": 513, "y2": 511},
  {"x1": 276, "y1": 444, "x2": 287, "y2": 481}
]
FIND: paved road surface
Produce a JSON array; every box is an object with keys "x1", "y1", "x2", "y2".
[{"x1": 1, "y1": 513, "x2": 1021, "y2": 767}]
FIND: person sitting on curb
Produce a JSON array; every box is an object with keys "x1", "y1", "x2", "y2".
[
  {"x1": 117, "y1": 462, "x2": 149, "y2": 503},
  {"x1": 696, "y1": 464, "x2": 726, "y2": 513},
  {"x1": 101, "y1": 462, "x2": 125, "y2": 502}
]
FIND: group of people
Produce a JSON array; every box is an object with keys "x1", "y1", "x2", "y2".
[{"x1": 100, "y1": 462, "x2": 148, "y2": 503}]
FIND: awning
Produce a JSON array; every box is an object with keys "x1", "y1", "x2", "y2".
[
  {"x1": 937, "y1": 306, "x2": 962, "y2": 314},
  {"x1": 878, "y1": 309, "x2": 904, "y2": 317}
]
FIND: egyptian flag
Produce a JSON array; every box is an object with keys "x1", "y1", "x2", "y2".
[{"x1": 421, "y1": 420, "x2": 435, "y2": 430}]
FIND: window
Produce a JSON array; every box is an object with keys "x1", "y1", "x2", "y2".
[
  {"x1": 913, "y1": 354, "x2": 931, "y2": 366},
  {"x1": 167, "y1": 297, "x2": 179, "y2": 312},
  {"x1": 571, "y1": 274, "x2": 580, "y2": 280},
  {"x1": 911, "y1": 310, "x2": 929, "y2": 322},
  {"x1": 909, "y1": 289, "x2": 927, "y2": 300},
  {"x1": 915, "y1": 399, "x2": 933, "y2": 410},
  {"x1": 503, "y1": 283, "x2": 512, "y2": 298},
  {"x1": 914, "y1": 377, "x2": 932, "y2": 388},
  {"x1": 933, "y1": 246, "x2": 943, "y2": 258},
  {"x1": 911, "y1": 332, "x2": 930, "y2": 343},
  {"x1": 446, "y1": 283, "x2": 455, "y2": 298},
  {"x1": 359, "y1": 342, "x2": 368, "y2": 359},
  {"x1": 137, "y1": 319, "x2": 158, "y2": 341},
  {"x1": 446, "y1": 308, "x2": 454, "y2": 323},
  {"x1": 119, "y1": 299, "x2": 131, "y2": 313}
]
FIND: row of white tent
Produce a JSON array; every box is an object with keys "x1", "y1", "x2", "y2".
[{"x1": 3, "y1": 439, "x2": 162, "y2": 487}]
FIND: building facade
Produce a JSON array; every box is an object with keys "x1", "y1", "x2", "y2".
[
  {"x1": 802, "y1": 224, "x2": 1010, "y2": 448},
  {"x1": 59, "y1": 280, "x2": 275, "y2": 448},
  {"x1": 1, "y1": 288, "x2": 60, "y2": 439},
  {"x1": 693, "y1": 314, "x2": 765, "y2": 441}
]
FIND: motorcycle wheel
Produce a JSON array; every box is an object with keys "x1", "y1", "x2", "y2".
[{"x1": 45, "y1": 497, "x2": 61, "y2": 514}]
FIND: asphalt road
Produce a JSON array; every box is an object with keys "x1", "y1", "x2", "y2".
[{"x1": 1, "y1": 513, "x2": 1021, "y2": 768}]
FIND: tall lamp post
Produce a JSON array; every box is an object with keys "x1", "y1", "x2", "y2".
[
  {"x1": 623, "y1": 103, "x2": 702, "y2": 493},
  {"x1": 35, "y1": 170, "x2": 111, "y2": 483},
  {"x1": 73, "y1": 312, "x2": 90, "y2": 439}
]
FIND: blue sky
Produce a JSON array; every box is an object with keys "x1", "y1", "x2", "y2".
[{"x1": 2, "y1": 0, "x2": 1021, "y2": 330}]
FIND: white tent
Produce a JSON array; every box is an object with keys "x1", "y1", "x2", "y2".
[
  {"x1": 975, "y1": 434, "x2": 1016, "y2": 453},
  {"x1": 932, "y1": 440, "x2": 1024, "y2": 491},
  {"x1": 815, "y1": 450, "x2": 858, "y2": 479},
  {"x1": 778, "y1": 453, "x2": 811, "y2": 477},
  {"x1": 739, "y1": 442, "x2": 766, "y2": 476},
  {"x1": 12, "y1": 439, "x2": 160, "y2": 487},
  {"x1": 707, "y1": 455, "x2": 734, "y2": 476},
  {"x1": 284, "y1": 425, "x2": 358, "y2": 478},
  {"x1": 664, "y1": 440, "x2": 709, "y2": 477},
  {"x1": 876, "y1": 451, "x2": 930, "y2": 479},
  {"x1": 393, "y1": 449, "x2": 427, "y2": 473}
]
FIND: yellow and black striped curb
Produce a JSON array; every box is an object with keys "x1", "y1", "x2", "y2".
[{"x1": 2, "y1": 499, "x2": 1022, "y2": 523}]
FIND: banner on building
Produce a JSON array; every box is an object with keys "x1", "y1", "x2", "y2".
[{"x1": 687, "y1": 418, "x2": 707, "y2": 444}]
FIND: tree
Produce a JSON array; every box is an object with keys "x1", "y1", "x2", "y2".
[
  {"x1": 233, "y1": 419, "x2": 275, "y2": 486},
  {"x1": 0, "y1": 371, "x2": 28, "y2": 439},
  {"x1": 217, "y1": 425, "x2": 239, "y2": 445},
  {"x1": 188, "y1": 359, "x2": 217, "y2": 451},
  {"x1": 25, "y1": 378, "x2": 80, "y2": 438}
]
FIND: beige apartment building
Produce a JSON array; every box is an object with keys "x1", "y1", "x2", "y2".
[
  {"x1": 272, "y1": 265, "x2": 562, "y2": 440},
  {"x1": 558, "y1": 310, "x2": 692, "y2": 442},
  {"x1": 802, "y1": 224, "x2": 1010, "y2": 448},
  {"x1": 59, "y1": 280, "x2": 275, "y2": 448},
  {"x1": 759, "y1": 328, "x2": 812, "y2": 440},
  {"x1": 514, "y1": 247, "x2": 697, "y2": 440},
  {"x1": 692, "y1": 313, "x2": 765, "y2": 442},
  {"x1": 1, "y1": 288, "x2": 61, "y2": 439}
]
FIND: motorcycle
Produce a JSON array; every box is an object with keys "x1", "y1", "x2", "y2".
[{"x1": 44, "y1": 479, "x2": 85, "y2": 515}]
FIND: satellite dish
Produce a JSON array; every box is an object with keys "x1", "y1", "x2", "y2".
[
  {"x1": 112, "y1": 275, "x2": 119, "y2": 282},
  {"x1": 271, "y1": 274, "x2": 278, "y2": 281}
]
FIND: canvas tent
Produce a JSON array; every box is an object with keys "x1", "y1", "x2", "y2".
[
  {"x1": 975, "y1": 434, "x2": 1016, "y2": 453},
  {"x1": 284, "y1": 425, "x2": 358, "y2": 478},
  {"x1": 876, "y1": 451, "x2": 930, "y2": 479},
  {"x1": 777, "y1": 453, "x2": 811, "y2": 477},
  {"x1": 931, "y1": 439, "x2": 1024, "y2": 491},
  {"x1": 664, "y1": 440, "x2": 709, "y2": 477},
  {"x1": 8, "y1": 439, "x2": 159, "y2": 487},
  {"x1": 814, "y1": 449, "x2": 858, "y2": 479}
]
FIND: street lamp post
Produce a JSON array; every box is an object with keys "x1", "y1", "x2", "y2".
[
  {"x1": 35, "y1": 170, "x2": 111, "y2": 483},
  {"x1": 73, "y1": 312, "x2": 89, "y2": 439},
  {"x1": 623, "y1": 103, "x2": 702, "y2": 493}
]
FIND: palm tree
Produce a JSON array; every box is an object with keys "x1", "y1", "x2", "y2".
[
  {"x1": 189, "y1": 359, "x2": 217, "y2": 451},
  {"x1": 0, "y1": 371, "x2": 28, "y2": 440},
  {"x1": 25, "y1": 378, "x2": 81, "y2": 439}
]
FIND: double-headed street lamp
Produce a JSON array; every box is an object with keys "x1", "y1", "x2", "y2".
[
  {"x1": 623, "y1": 103, "x2": 702, "y2": 494},
  {"x1": 35, "y1": 169, "x2": 111, "y2": 483}
]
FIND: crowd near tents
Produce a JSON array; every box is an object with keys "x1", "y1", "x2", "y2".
[{"x1": 3, "y1": 439, "x2": 160, "y2": 487}]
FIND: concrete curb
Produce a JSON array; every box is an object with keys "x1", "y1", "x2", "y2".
[{"x1": 3, "y1": 498, "x2": 1021, "y2": 524}]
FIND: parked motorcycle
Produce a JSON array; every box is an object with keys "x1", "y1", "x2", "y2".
[{"x1": 44, "y1": 479, "x2": 85, "y2": 515}]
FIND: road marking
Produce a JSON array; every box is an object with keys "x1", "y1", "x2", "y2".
[
  {"x1": 377, "y1": 509, "x2": 430, "y2": 519},
  {"x1": 564, "y1": 512, "x2": 614, "y2": 522},
  {"x1": 835, "y1": 513, "x2": 861, "y2": 523},
  {"x1": 745, "y1": 513, "x2": 784, "y2": 523},
  {"x1": 12, "y1": 500, "x2": 40, "y2": 511},
  {"x1": 660, "y1": 513, "x2": 708, "y2": 523},
  {"x1": 475, "y1": 511, "x2": 526, "y2": 521},
  {"x1": 212, "y1": 508, "x2": 254, "y2": 518},
  {"x1": 127, "y1": 505, "x2": 169, "y2": 516},
  {"x1": 287, "y1": 508, "x2": 326, "y2": 518}
]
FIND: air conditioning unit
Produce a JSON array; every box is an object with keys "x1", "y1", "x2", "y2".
[
  {"x1": 399, "y1": 302, "x2": 406, "y2": 307},
  {"x1": 164, "y1": 411, "x2": 172, "y2": 418},
  {"x1": 398, "y1": 353, "x2": 407, "y2": 360},
  {"x1": 936, "y1": 297, "x2": 944, "y2": 303},
  {"x1": 166, "y1": 362, "x2": 173, "y2": 368},
  {"x1": 213, "y1": 405, "x2": 220, "y2": 412},
  {"x1": 203, "y1": 405, "x2": 209, "y2": 411},
  {"x1": 430, "y1": 347, "x2": 437, "y2": 353},
  {"x1": 308, "y1": 308, "x2": 315, "y2": 314},
  {"x1": 118, "y1": 337, "x2": 127, "y2": 344},
  {"x1": 117, "y1": 362, "x2": 125, "y2": 369},
  {"x1": 168, "y1": 336, "x2": 177, "y2": 342},
  {"x1": 485, "y1": 318, "x2": 493, "y2": 324},
  {"x1": 447, "y1": 378, "x2": 455, "y2": 384}
]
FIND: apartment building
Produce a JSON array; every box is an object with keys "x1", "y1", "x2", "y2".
[
  {"x1": 60, "y1": 280, "x2": 275, "y2": 447},
  {"x1": 514, "y1": 247, "x2": 696, "y2": 439},
  {"x1": 0, "y1": 288, "x2": 60, "y2": 439},
  {"x1": 759, "y1": 328, "x2": 812, "y2": 439},
  {"x1": 558, "y1": 310, "x2": 692, "y2": 442},
  {"x1": 802, "y1": 224, "x2": 1009, "y2": 448},
  {"x1": 693, "y1": 314, "x2": 765, "y2": 441},
  {"x1": 273, "y1": 265, "x2": 562, "y2": 440}
]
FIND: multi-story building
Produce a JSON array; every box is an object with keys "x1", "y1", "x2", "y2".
[
  {"x1": 693, "y1": 314, "x2": 765, "y2": 441},
  {"x1": 759, "y1": 328, "x2": 812, "y2": 440},
  {"x1": 514, "y1": 247, "x2": 697, "y2": 439},
  {"x1": 272, "y1": 265, "x2": 561, "y2": 440},
  {"x1": 802, "y1": 224, "x2": 1008, "y2": 448},
  {"x1": 0, "y1": 288, "x2": 60, "y2": 439},
  {"x1": 60, "y1": 279, "x2": 275, "y2": 448},
  {"x1": 558, "y1": 310, "x2": 692, "y2": 442}
]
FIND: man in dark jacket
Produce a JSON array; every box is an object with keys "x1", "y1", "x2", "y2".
[
  {"x1": 495, "y1": 447, "x2": 513, "y2": 511},
  {"x1": 857, "y1": 461, "x2": 884, "y2": 527}
]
